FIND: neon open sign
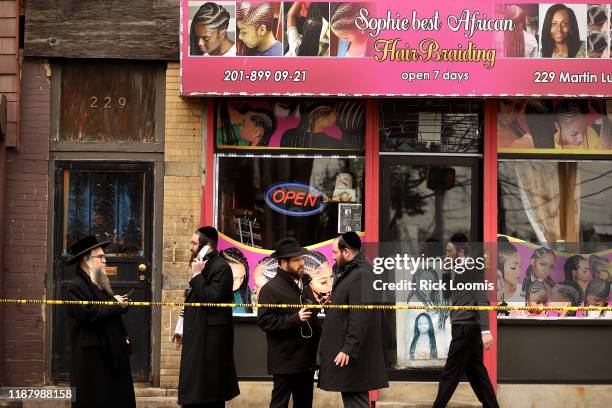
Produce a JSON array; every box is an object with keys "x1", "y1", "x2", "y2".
[{"x1": 264, "y1": 183, "x2": 327, "y2": 216}]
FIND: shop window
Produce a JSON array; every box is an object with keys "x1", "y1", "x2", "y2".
[
  {"x1": 216, "y1": 156, "x2": 365, "y2": 249},
  {"x1": 216, "y1": 99, "x2": 365, "y2": 151},
  {"x1": 497, "y1": 163, "x2": 611, "y2": 316},
  {"x1": 499, "y1": 161, "x2": 612, "y2": 249},
  {"x1": 379, "y1": 99, "x2": 483, "y2": 153}
]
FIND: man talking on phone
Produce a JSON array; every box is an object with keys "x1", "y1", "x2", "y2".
[
  {"x1": 177, "y1": 226, "x2": 240, "y2": 408},
  {"x1": 257, "y1": 237, "x2": 321, "y2": 408}
]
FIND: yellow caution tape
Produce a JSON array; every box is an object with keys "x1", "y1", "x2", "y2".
[{"x1": 0, "y1": 299, "x2": 611, "y2": 312}]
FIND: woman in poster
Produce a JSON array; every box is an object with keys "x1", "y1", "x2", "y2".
[
  {"x1": 541, "y1": 4, "x2": 585, "y2": 58},
  {"x1": 564, "y1": 255, "x2": 593, "y2": 304},
  {"x1": 218, "y1": 102, "x2": 277, "y2": 147},
  {"x1": 330, "y1": 2, "x2": 369, "y2": 57},
  {"x1": 408, "y1": 313, "x2": 438, "y2": 360},
  {"x1": 303, "y1": 251, "x2": 334, "y2": 299},
  {"x1": 554, "y1": 100, "x2": 601, "y2": 150},
  {"x1": 251, "y1": 256, "x2": 278, "y2": 306},
  {"x1": 521, "y1": 247, "x2": 556, "y2": 298},
  {"x1": 221, "y1": 247, "x2": 253, "y2": 313},
  {"x1": 550, "y1": 282, "x2": 581, "y2": 317},
  {"x1": 284, "y1": 2, "x2": 329, "y2": 57},
  {"x1": 584, "y1": 278, "x2": 611, "y2": 317},
  {"x1": 190, "y1": 2, "x2": 236, "y2": 56},
  {"x1": 236, "y1": 2, "x2": 282, "y2": 56},
  {"x1": 496, "y1": 237, "x2": 523, "y2": 303},
  {"x1": 280, "y1": 102, "x2": 342, "y2": 148},
  {"x1": 239, "y1": 108, "x2": 277, "y2": 146}
]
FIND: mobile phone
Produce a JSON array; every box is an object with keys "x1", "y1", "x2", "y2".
[{"x1": 195, "y1": 244, "x2": 211, "y2": 262}]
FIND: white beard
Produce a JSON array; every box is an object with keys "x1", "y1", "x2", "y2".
[{"x1": 89, "y1": 262, "x2": 113, "y2": 296}]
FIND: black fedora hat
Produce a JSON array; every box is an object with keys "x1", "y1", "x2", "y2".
[
  {"x1": 271, "y1": 237, "x2": 308, "y2": 259},
  {"x1": 67, "y1": 235, "x2": 110, "y2": 265}
]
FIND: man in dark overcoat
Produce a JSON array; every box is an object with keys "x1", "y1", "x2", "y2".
[
  {"x1": 66, "y1": 235, "x2": 135, "y2": 408},
  {"x1": 318, "y1": 232, "x2": 388, "y2": 408},
  {"x1": 178, "y1": 226, "x2": 240, "y2": 408},
  {"x1": 257, "y1": 238, "x2": 321, "y2": 408}
]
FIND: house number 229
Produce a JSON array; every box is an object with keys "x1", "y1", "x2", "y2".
[{"x1": 89, "y1": 97, "x2": 127, "y2": 109}]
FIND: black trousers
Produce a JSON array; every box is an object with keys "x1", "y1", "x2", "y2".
[
  {"x1": 341, "y1": 391, "x2": 370, "y2": 408},
  {"x1": 433, "y1": 325, "x2": 499, "y2": 408},
  {"x1": 270, "y1": 370, "x2": 314, "y2": 408}
]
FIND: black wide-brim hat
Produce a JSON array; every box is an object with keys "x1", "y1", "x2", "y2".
[
  {"x1": 271, "y1": 237, "x2": 308, "y2": 259},
  {"x1": 67, "y1": 235, "x2": 110, "y2": 265}
]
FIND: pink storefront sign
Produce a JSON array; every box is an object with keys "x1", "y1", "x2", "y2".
[{"x1": 180, "y1": 0, "x2": 612, "y2": 96}]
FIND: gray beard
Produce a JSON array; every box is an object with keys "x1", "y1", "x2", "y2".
[{"x1": 91, "y1": 266, "x2": 113, "y2": 296}]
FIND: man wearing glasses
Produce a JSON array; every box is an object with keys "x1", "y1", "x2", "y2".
[
  {"x1": 257, "y1": 237, "x2": 321, "y2": 408},
  {"x1": 66, "y1": 235, "x2": 135, "y2": 408}
]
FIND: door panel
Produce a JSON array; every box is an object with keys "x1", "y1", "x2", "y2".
[
  {"x1": 52, "y1": 162, "x2": 152, "y2": 381},
  {"x1": 379, "y1": 155, "x2": 482, "y2": 378}
]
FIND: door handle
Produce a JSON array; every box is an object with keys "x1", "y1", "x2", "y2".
[{"x1": 138, "y1": 264, "x2": 147, "y2": 272}]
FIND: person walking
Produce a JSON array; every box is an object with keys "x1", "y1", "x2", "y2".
[{"x1": 433, "y1": 233, "x2": 499, "y2": 408}]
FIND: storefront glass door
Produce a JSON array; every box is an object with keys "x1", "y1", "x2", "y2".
[{"x1": 379, "y1": 155, "x2": 482, "y2": 378}]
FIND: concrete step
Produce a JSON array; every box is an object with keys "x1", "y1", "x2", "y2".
[
  {"x1": 376, "y1": 402, "x2": 480, "y2": 408},
  {"x1": 377, "y1": 382, "x2": 480, "y2": 405},
  {"x1": 133, "y1": 386, "x2": 178, "y2": 398},
  {"x1": 136, "y1": 397, "x2": 179, "y2": 408}
]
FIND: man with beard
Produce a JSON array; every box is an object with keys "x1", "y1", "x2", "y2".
[
  {"x1": 318, "y1": 232, "x2": 388, "y2": 408},
  {"x1": 66, "y1": 235, "x2": 135, "y2": 408},
  {"x1": 257, "y1": 238, "x2": 321, "y2": 408},
  {"x1": 178, "y1": 226, "x2": 240, "y2": 408}
]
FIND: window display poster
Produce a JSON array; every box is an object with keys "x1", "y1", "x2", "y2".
[
  {"x1": 216, "y1": 232, "x2": 340, "y2": 316},
  {"x1": 497, "y1": 99, "x2": 612, "y2": 153},
  {"x1": 181, "y1": 1, "x2": 612, "y2": 96},
  {"x1": 216, "y1": 99, "x2": 365, "y2": 150},
  {"x1": 496, "y1": 235, "x2": 611, "y2": 318},
  {"x1": 394, "y1": 262, "x2": 452, "y2": 368}
]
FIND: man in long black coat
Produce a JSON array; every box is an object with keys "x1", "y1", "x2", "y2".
[
  {"x1": 66, "y1": 235, "x2": 136, "y2": 408},
  {"x1": 257, "y1": 238, "x2": 321, "y2": 408},
  {"x1": 178, "y1": 226, "x2": 240, "y2": 408},
  {"x1": 318, "y1": 232, "x2": 388, "y2": 408}
]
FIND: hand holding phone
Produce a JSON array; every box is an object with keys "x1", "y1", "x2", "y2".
[{"x1": 194, "y1": 245, "x2": 211, "y2": 262}]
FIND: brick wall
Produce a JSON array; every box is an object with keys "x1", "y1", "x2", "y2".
[
  {"x1": 1, "y1": 59, "x2": 50, "y2": 385},
  {"x1": 159, "y1": 62, "x2": 203, "y2": 388}
]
